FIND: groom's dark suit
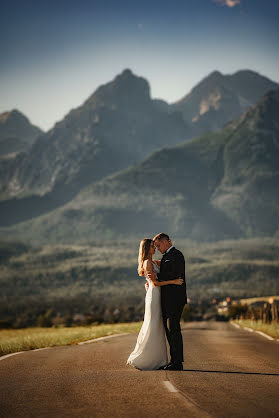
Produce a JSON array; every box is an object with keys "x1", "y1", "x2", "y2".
[{"x1": 156, "y1": 247, "x2": 187, "y2": 363}]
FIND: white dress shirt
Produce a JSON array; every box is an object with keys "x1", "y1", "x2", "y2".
[{"x1": 165, "y1": 245, "x2": 174, "y2": 255}]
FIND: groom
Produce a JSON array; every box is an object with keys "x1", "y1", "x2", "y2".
[{"x1": 148, "y1": 233, "x2": 187, "y2": 371}]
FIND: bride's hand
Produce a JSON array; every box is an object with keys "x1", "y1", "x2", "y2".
[
  {"x1": 173, "y1": 278, "x2": 183, "y2": 285},
  {"x1": 153, "y1": 280, "x2": 160, "y2": 286},
  {"x1": 147, "y1": 272, "x2": 157, "y2": 281}
]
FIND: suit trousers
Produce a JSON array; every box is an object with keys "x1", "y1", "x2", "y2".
[{"x1": 162, "y1": 303, "x2": 185, "y2": 363}]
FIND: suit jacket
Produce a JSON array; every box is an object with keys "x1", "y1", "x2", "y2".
[{"x1": 157, "y1": 247, "x2": 187, "y2": 312}]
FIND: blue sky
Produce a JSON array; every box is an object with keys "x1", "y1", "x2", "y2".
[{"x1": 1, "y1": 0, "x2": 278, "y2": 130}]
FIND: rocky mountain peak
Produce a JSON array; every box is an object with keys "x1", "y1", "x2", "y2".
[
  {"x1": 194, "y1": 70, "x2": 225, "y2": 91},
  {"x1": 0, "y1": 109, "x2": 43, "y2": 142},
  {"x1": 204, "y1": 70, "x2": 224, "y2": 82},
  {"x1": 0, "y1": 109, "x2": 43, "y2": 156},
  {"x1": 0, "y1": 109, "x2": 27, "y2": 125},
  {"x1": 172, "y1": 69, "x2": 278, "y2": 132},
  {"x1": 86, "y1": 68, "x2": 151, "y2": 108}
]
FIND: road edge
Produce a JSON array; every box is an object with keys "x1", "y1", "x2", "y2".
[
  {"x1": 230, "y1": 321, "x2": 279, "y2": 341},
  {"x1": 0, "y1": 332, "x2": 130, "y2": 361}
]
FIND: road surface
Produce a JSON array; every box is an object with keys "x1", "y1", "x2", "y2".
[{"x1": 1, "y1": 321, "x2": 278, "y2": 417}]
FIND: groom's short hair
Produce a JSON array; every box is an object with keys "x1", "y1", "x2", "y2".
[{"x1": 153, "y1": 232, "x2": 170, "y2": 242}]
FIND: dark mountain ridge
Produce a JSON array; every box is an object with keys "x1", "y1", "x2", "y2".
[
  {"x1": 0, "y1": 69, "x2": 278, "y2": 229},
  {"x1": 0, "y1": 69, "x2": 192, "y2": 224},
  {"x1": 2, "y1": 87, "x2": 278, "y2": 243},
  {"x1": 172, "y1": 69, "x2": 278, "y2": 132}
]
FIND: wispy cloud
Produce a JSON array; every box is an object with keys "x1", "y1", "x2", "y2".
[{"x1": 214, "y1": 0, "x2": 241, "y2": 7}]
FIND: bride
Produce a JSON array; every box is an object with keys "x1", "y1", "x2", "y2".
[{"x1": 127, "y1": 238, "x2": 183, "y2": 370}]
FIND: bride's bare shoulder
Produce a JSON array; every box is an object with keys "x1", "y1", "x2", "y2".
[{"x1": 143, "y1": 259, "x2": 153, "y2": 272}]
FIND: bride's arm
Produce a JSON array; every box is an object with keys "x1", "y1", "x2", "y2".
[
  {"x1": 143, "y1": 259, "x2": 153, "y2": 278},
  {"x1": 144, "y1": 259, "x2": 183, "y2": 286},
  {"x1": 153, "y1": 260, "x2": 161, "y2": 267}
]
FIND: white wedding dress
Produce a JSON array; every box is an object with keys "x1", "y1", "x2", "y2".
[{"x1": 127, "y1": 262, "x2": 168, "y2": 370}]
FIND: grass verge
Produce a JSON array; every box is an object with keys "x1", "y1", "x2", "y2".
[
  {"x1": 0, "y1": 322, "x2": 142, "y2": 357},
  {"x1": 233, "y1": 319, "x2": 279, "y2": 339}
]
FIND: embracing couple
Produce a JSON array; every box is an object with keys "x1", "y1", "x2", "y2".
[{"x1": 127, "y1": 233, "x2": 187, "y2": 371}]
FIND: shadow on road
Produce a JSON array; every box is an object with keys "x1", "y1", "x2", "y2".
[{"x1": 182, "y1": 369, "x2": 279, "y2": 376}]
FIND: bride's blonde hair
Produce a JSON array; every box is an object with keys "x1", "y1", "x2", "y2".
[{"x1": 138, "y1": 238, "x2": 153, "y2": 276}]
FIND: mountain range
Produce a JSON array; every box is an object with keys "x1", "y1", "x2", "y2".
[
  {"x1": 0, "y1": 69, "x2": 193, "y2": 222},
  {"x1": 1, "y1": 86, "x2": 279, "y2": 243},
  {"x1": 0, "y1": 68, "x2": 278, "y2": 242},
  {"x1": 173, "y1": 69, "x2": 278, "y2": 132},
  {"x1": 0, "y1": 109, "x2": 43, "y2": 157}
]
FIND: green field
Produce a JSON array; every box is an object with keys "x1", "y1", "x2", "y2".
[
  {"x1": 233, "y1": 319, "x2": 279, "y2": 339},
  {"x1": 0, "y1": 322, "x2": 142, "y2": 357}
]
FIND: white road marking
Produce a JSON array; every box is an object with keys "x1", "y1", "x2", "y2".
[
  {"x1": 231, "y1": 322, "x2": 240, "y2": 329},
  {"x1": 231, "y1": 321, "x2": 278, "y2": 341},
  {"x1": 255, "y1": 330, "x2": 274, "y2": 341},
  {"x1": 0, "y1": 351, "x2": 25, "y2": 361},
  {"x1": 32, "y1": 347, "x2": 50, "y2": 352},
  {"x1": 164, "y1": 378, "x2": 212, "y2": 417},
  {"x1": 244, "y1": 327, "x2": 254, "y2": 332},
  {"x1": 78, "y1": 333, "x2": 129, "y2": 345},
  {"x1": 163, "y1": 380, "x2": 179, "y2": 392}
]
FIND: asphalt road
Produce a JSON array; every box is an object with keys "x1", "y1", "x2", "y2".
[{"x1": 1, "y1": 321, "x2": 278, "y2": 418}]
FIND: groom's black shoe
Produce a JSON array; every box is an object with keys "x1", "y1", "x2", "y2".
[
  {"x1": 164, "y1": 361, "x2": 183, "y2": 371},
  {"x1": 157, "y1": 362, "x2": 171, "y2": 370}
]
